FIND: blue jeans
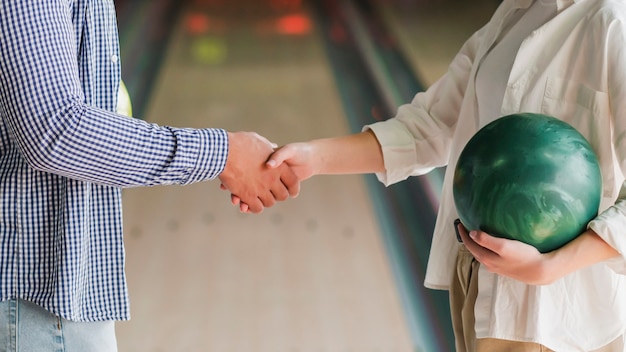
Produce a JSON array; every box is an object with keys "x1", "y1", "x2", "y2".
[{"x1": 0, "y1": 299, "x2": 117, "y2": 352}]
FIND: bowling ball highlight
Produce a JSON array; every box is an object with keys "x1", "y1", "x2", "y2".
[{"x1": 453, "y1": 113, "x2": 602, "y2": 253}]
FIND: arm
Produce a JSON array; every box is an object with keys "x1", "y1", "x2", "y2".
[
  {"x1": 224, "y1": 130, "x2": 383, "y2": 213},
  {"x1": 0, "y1": 2, "x2": 296, "y2": 213},
  {"x1": 267, "y1": 130, "x2": 386, "y2": 178},
  {"x1": 0, "y1": 2, "x2": 224, "y2": 187},
  {"x1": 457, "y1": 224, "x2": 619, "y2": 285}
]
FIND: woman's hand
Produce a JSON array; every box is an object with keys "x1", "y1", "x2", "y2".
[
  {"x1": 456, "y1": 222, "x2": 620, "y2": 285},
  {"x1": 457, "y1": 223, "x2": 557, "y2": 285}
]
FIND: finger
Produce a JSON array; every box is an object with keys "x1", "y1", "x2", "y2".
[
  {"x1": 257, "y1": 191, "x2": 276, "y2": 210},
  {"x1": 278, "y1": 164, "x2": 300, "y2": 197},
  {"x1": 460, "y1": 229, "x2": 496, "y2": 262},
  {"x1": 230, "y1": 193, "x2": 242, "y2": 206},
  {"x1": 270, "y1": 183, "x2": 289, "y2": 202},
  {"x1": 245, "y1": 198, "x2": 264, "y2": 214},
  {"x1": 471, "y1": 231, "x2": 507, "y2": 254},
  {"x1": 457, "y1": 225, "x2": 478, "y2": 252},
  {"x1": 221, "y1": 183, "x2": 243, "y2": 208},
  {"x1": 266, "y1": 146, "x2": 291, "y2": 168},
  {"x1": 285, "y1": 177, "x2": 300, "y2": 198},
  {"x1": 239, "y1": 202, "x2": 250, "y2": 213}
]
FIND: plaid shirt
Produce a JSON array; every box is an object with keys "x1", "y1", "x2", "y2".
[{"x1": 0, "y1": 0, "x2": 228, "y2": 321}]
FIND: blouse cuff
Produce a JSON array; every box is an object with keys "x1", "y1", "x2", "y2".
[{"x1": 588, "y1": 200, "x2": 626, "y2": 274}]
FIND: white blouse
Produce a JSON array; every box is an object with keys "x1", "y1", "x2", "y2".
[{"x1": 367, "y1": 0, "x2": 626, "y2": 350}]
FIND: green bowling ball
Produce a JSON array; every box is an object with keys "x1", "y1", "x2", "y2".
[{"x1": 452, "y1": 113, "x2": 602, "y2": 253}]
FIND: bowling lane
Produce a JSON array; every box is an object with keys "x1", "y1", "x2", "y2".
[{"x1": 116, "y1": 1, "x2": 414, "y2": 351}]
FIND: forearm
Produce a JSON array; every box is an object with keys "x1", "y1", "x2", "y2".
[
  {"x1": 10, "y1": 104, "x2": 227, "y2": 187},
  {"x1": 461, "y1": 224, "x2": 621, "y2": 285},
  {"x1": 1, "y1": 2, "x2": 229, "y2": 188},
  {"x1": 546, "y1": 230, "x2": 619, "y2": 279},
  {"x1": 310, "y1": 130, "x2": 385, "y2": 175}
]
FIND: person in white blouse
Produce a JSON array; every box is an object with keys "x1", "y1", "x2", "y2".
[{"x1": 230, "y1": 0, "x2": 626, "y2": 351}]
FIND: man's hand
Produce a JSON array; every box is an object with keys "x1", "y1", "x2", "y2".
[
  {"x1": 218, "y1": 131, "x2": 300, "y2": 214},
  {"x1": 223, "y1": 141, "x2": 318, "y2": 213}
]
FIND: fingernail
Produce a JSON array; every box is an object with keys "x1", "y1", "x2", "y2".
[
  {"x1": 267, "y1": 160, "x2": 276, "y2": 167},
  {"x1": 469, "y1": 231, "x2": 477, "y2": 239}
]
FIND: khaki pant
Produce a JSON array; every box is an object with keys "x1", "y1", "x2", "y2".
[{"x1": 449, "y1": 245, "x2": 622, "y2": 352}]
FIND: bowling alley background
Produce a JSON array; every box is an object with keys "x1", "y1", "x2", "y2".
[{"x1": 114, "y1": 0, "x2": 499, "y2": 351}]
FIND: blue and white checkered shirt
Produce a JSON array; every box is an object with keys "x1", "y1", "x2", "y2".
[{"x1": 0, "y1": 0, "x2": 228, "y2": 321}]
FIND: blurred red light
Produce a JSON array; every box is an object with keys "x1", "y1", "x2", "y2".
[
  {"x1": 184, "y1": 12, "x2": 228, "y2": 35},
  {"x1": 275, "y1": 14, "x2": 311, "y2": 36},
  {"x1": 185, "y1": 13, "x2": 210, "y2": 34}
]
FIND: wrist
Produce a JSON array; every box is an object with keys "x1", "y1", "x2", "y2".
[
  {"x1": 219, "y1": 131, "x2": 240, "y2": 181},
  {"x1": 538, "y1": 250, "x2": 562, "y2": 285},
  {"x1": 540, "y1": 230, "x2": 619, "y2": 282},
  {"x1": 304, "y1": 140, "x2": 324, "y2": 176}
]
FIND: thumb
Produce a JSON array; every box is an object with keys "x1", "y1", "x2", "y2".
[{"x1": 266, "y1": 146, "x2": 292, "y2": 168}]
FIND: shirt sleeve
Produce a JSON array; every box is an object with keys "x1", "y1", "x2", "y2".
[
  {"x1": 587, "y1": 12, "x2": 626, "y2": 274},
  {"x1": 589, "y1": 197, "x2": 626, "y2": 274},
  {"x1": 0, "y1": 1, "x2": 227, "y2": 188},
  {"x1": 363, "y1": 25, "x2": 486, "y2": 186}
]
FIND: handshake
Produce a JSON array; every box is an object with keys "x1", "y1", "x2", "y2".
[{"x1": 217, "y1": 131, "x2": 314, "y2": 214}]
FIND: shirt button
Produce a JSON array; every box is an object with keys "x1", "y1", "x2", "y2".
[{"x1": 111, "y1": 54, "x2": 119, "y2": 63}]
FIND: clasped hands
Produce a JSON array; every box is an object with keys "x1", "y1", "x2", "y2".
[{"x1": 217, "y1": 132, "x2": 312, "y2": 214}]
